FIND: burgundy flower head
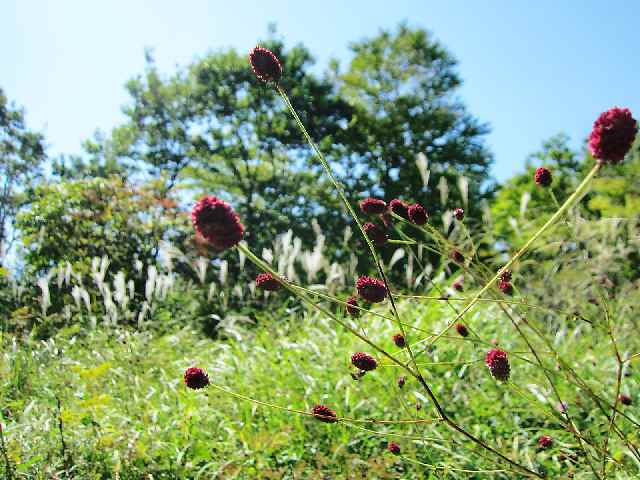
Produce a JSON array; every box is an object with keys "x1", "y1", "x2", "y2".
[
  {"x1": 534, "y1": 167, "x2": 553, "y2": 187},
  {"x1": 454, "y1": 208, "x2": 464, "y2": 221},
  {"x1": 387, "y1": 442, "x2": 401, "y2": 455},
  {"x1": 249, "y1": 46, "x2": 282, "y2": 83},
  {"x1": 312, "y1": 404, "x2": 338, "y2": 423},
  {"x1": 455, "y1": 323, "x2": 469, "y2": 337},
  {"x1": 351, "y1": 352, "x2": 377, "y2": 371},
  {"x1": 588, "y1": 107, "x2": 637, "y2": 164},
  {"x1": 408, "y1": 203, "x2": 428, "y2": 225},
  {"x1": 538, "y1": 435, "x2": 553, "y2": 449},
  {"x1": 184, "y1": 367, "x2": 209, "y2": 390},
  {"x1": 450, "y1": 249, "x2": 465, "y2": 264},
  {"x1": 356, "y1": 275, "x2": 387, "y2": 303},
  {"x1": 392, "y1": 333, "x2": 406, "y2": 348},
  {"x1": 452, "y1": 275, "x2": 464, "y2": 292},
  {"x1": 256, "y1": 272, "x2": 280, "y2": 291},
  {"x1": 498, "y1": 280, "x2": 513, "y2": 296},
  {"x1": 619, "y1": 394, "x2": 632, "y2": 406},
  {"x1": 485, "y1": 349, "x2": 510, "y2": 381},
  {"x1": 363, "y1": 222, "x2": 388, "y2": 247},
  {"x1": 389, "y1": 199, "x2": 409, "y2": 219},
  {"x1": 359, "y1": 197, "x2": 387, "y2": 215},
  {"x1": 397, "y1": 376, "x2": 406, "y2": 388},
  {"x1": 191, "y1": 196, "x2": 244, "y2": 250},
  {"x1": 499, "y1": 269, "x2": 512, "y2": 283},
  {"x1": 345, "y1": 295, "x2": 360, "y2": 317}
]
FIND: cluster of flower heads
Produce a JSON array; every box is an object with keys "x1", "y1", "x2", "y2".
[
  {"x1": 355, "y1": 275, "x2": 387, "y2": 303},
  {"x1": 249, "y1": 46, "x2": 282, "y2": 83},
  {"x1": 191, "y1": 196, "x2": 244, "y2": 250},
  {"x1": 184, "y1": 367, "x2": 210, "y2": 390},
  {"x1": 588, "y1": 107, "x2": 638, "y2": 164},
  {"x1": 311, "y1": 404, "x2": 338, "y2": 423},
  {"x1": 497, "y1": 269, "x2": 514, "y2": 296},
  {"x1": 485, "y1": 349, "x2": 510, "y2": 381},
  {"x1": 534, "y1": 167, "x2": 553, "y2": 187},
  {"x1": 255, "y1": 272, "x2": 280, "y2": 291},
  {"x1": 351, "y1": 352, "x2": 378, "y2": 372}
]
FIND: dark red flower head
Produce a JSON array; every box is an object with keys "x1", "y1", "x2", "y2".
[
  {"x1": 499, "y1": 269, "x2": 512, "y2": 283},
  {"x1": 498, "y1": 280, "x2": 513, "y2": 296},
  {"x1": 387, "y1": 442, "x2": 401, "y2": 455},
  {"x1": 534, "y1": 167, "x2": 553, "y2": 187},
  {"x1": 351, "y1": 352, "x2": 377, "y2": 371},
  {"x1": 345, "y1": 295, "x2": 360, "y2": 317},
  {"x1": 485, "y1": 349, "x2": 510, "y2": 381},
  {"x1": 454, "y1": 208, "x2": 464, "y2": 221},
  {"x1": 389, "y1": 199, "x2": 409, "y2": 219},
  {"x1": 450, "y1": 249, "x2": 465, "y2": 264},
  {"x1": 356, "y1": 276, "x2": 387, "y2": 303},
  {"x1": 392, "y1": 333, "x2": 406, "y2": 348},
  {"x1": 312, "y1": 404, "x2": 338, "y2": 423},
  {"x1": 452, "y1": 275, "x2": 464, "y2": 292},
  {"x1": 588, "y1": 107, "x2": 637, "y2": 164},
  {"x1": 249, "y1": 46, "x2": 282, "y2": 83},
  {"x1": 256, "y1": 272, "x2": 280, "y2": 291},
  {"x1": 191, "y1": 196, "x2": 244, "y2": 250},
  {"x1": 408, "y1": 203, "x2": 428, "y2": 225},
  {"x1": 455, "y1": 323, "x2": 469, "y2": 337},
  {"x1": 619, "y1": 394, "x2": 632, "y2": 406},
  {"x1": 363, "y1": 222, "x2": 388, "y2": 247},
  {"x1": 538, "y1": 435, "x2": 553, "y2": 449},
  {"x1": 359, "y1": 197, "x2": 387, "y2": 215},
  {"x1": 184, "y1": 367, "x2": 209, "y2": 390},
  {"x1": 397, "y1": 376, "x2": 406, "y2": 388}
]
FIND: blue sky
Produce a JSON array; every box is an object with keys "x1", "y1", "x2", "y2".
[{"x1": 2, "y1": 0, "x2": 638, "y2": 181}]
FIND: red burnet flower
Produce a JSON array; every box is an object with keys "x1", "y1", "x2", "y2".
[
  {"x1": 450, "y1": 249, "x2": 465, "y2": 264},
  {"x1": 392, "y1": 333, "x2": 406, "y2": 348},
  {"x1": 534, "y1": 167, "x2": 553, "y2": 187},
  {"x1": 455, "y1": 323, "x2": 469, "y2": 337},
  {"x1": 255, "y1": 272, "x2": 280, "y2": 291},
  {"x1": 499, "y1": 269, "x2": 512, "y2": 283},
  {"x1": 356, "y1": 276, "x2": 387, "y2": 303},
  {"x1": 453, "y1": 208, "x2": 464, "y2": 221},
  {"x1": 351, "y1": 352, "x2": 377, "y2": 371},
  {"x1": 248, "y1": 46, "x2": 282, "y2": 83},
  {"x1": 363, "y1": 222, "x2": 388, "y2": 247},
  {"x1": 345, "y1": 295, "x2": 360, "y2": 317},
  {"x1": 359, "y1": 197, "x2": 387, "y2": 215},
  {"x1": 397, "y1": 376, "x2": 406, "y2": 388},
  {"x1": 485, "y1": 349, "x2": 510, "y2": 381},
  {"x1": 191, "y1": 196, "x2": 244, "y2": 250},
  {"x1": 498, "y1": 280, "x2": 513, "y2": 295},
  {"x1": 184, "y1": 367, "x2": 209, "y2": 390},
  {"x1": 538, "y1": 435, "x2": 553, "y2": 449},
  {"x1": 387, "y1": 442, "x2": 401, "y2": 455},
  {"x1": 312, "y1": 404, "x2": 338, "y2": 423},
  {"x1": 619, "y1": 394, "x2": 633, "y2": 406},
  {"x1": 588, "y1": 107, "x2": 638, "y2": 164},
  {"x1": 452, "y1": 275, "x2": 464, "y2": 292},
  {"x1": 408, "y1": 203, "x2": 428, "y2": 225},
  {"x1": 389, "y1": 199, "x2": 409, "y2": 219}
]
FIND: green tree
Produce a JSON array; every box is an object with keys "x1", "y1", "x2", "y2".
[{"x1": 0, "y1": 88, "x2": 46, "y2": 262}]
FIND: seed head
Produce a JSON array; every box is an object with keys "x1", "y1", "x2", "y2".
[
  {"x1": 455, "y1": 323, "x2": 469, "y2": 337},
  {"x1": 408, "y1": 203, "x2": 428, "y2": 225},
  {"x1": 538, "y1": 435, "x2": 553, "y2": 449},
  {"x1": 454, "y1": 208, "x2": 464, "y2": 221},
  {"x1": 345, "y1": 295, "x2": 360, "y2": 317},
  {"x1": 356, "y1": 275, "x2": 387, "y2": 303},
  {"x1": 183, "y1": 367, "x2": 209, "y2": 390},
  {"x1": 452, "y1": 275, "x2": 464, "y2": 291},
  {"x1": 359, "y1": 197, "x2": 387, "y2": 215},
  {"x1": 255, "y1": 272, "x2": 280, "y2": 291},
  {"x1": 588, "y1": 107, "x2": 637, "y2": 164},
  {"x1": 485, "y1": 348, "x2": 510, "y2": 381},
  {"x1": 312, "y1": 404, "x2": 338, "y2": 423},
  {"x1": 392, "y1": 333, "x2": 406, "y2": 348},
  {"x1": 498, "y1": 280, "x2": 513, "y2": 295},
  {"x1": 248, "y1": 46, "x2": 282, "y2": 83},
  {"x1": 389, "y1": 199, "x2": 409, "y2": 219},
  {"x1": 387, "y1": 442, "x2": 401, "y2": 455},
  {"x1": 534, "y1": 167, "x2": 553, "y2": 187},
  {"x1": 363, "y1": 222, "x2": 388, "y2": 247},
  {"x1": 499, "y1": 269, "x2": 512, "y2": 283},
  {"x1": 351, "y1": 352, "x2": 377, "y2": 371},
  {"x1": 619, "y1": 394, "x2": 632, "y2": 406},
  {"x1": 450, "y1": 249, "x2": 465, "y2": 264},
  {"x1": 397, "y1": 376, "x2": 406, "y2": 388},
  {"x1": 191, "y1": 196, "x2": 244, "y2": 250}
]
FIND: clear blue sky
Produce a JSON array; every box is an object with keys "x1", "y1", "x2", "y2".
[{"x1": 2, "y1": 0, "x2": 638, "y2": 181}]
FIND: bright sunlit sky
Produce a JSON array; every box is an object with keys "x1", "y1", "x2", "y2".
[{"x1": 2, "y1": 0, "x2": 639, "y2": 181}]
